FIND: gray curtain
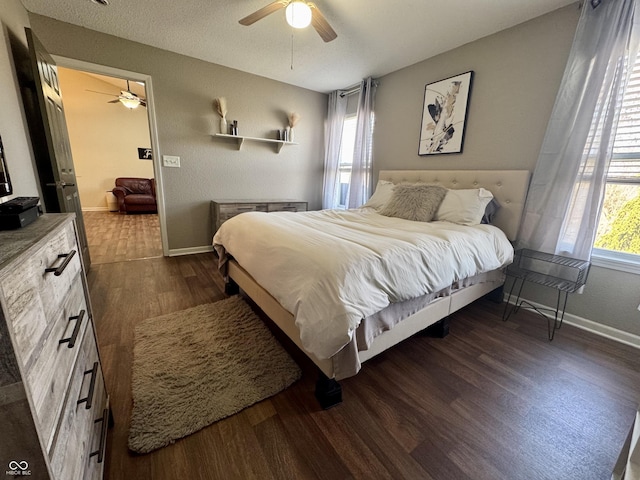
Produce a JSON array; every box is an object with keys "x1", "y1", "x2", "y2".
[
  {"x1": 347, "y1": 77, "x2": 377, "y2": 209},
  {"x1": 518, "y1": 0, "x2": 640, "y2": 260},
  {"x1": 322, "y1": 91, "x2": 347, "y2": 209}
]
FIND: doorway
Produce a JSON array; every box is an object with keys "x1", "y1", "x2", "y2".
[{"x1": 53, "y1": 60, "x2": 168, "y2": 264}]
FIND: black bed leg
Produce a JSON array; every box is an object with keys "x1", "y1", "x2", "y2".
[
  {"x1": 485, "y1": 285, "x2": 504, "y2": 304},
  {"x1": 225, "y1": 277, "x2": 239, "y2": 295},
  {"x1": 425, "y1": 317, "x2": 450, "y2": 338},
  {"x1": 315, "y1": 372, "x2": 342, "y2": 409}
]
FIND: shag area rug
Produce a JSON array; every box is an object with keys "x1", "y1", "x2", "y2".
[{"x1": 128, "y1": 295, "x2": 301, "y2": 454}]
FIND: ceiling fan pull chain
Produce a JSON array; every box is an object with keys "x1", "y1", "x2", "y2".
[{"x1": 291, "y1": 33, "x2": 294, "y2": 70}]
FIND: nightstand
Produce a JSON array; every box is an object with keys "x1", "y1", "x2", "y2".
[{"x1": 502, "y1": 248, "x2": 590, "y2": 340}]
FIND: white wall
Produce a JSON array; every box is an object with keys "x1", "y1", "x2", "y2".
[{"x1": 57, "y1": 68, "x2": 153, "y2": 210}]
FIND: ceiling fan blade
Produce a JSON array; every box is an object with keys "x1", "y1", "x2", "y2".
[
  {"x1": 309, "y1": 3, "x2": 337, "y2": 42},
  {"x1": 107, "y1": 99, "x2": 120, "y2": 103},
  {"x1": 239, "y1": 0, "x2": 289, "y2": 26},
  {"x1": 86, "y1": 89, "x2": 119, "y2": 98}
]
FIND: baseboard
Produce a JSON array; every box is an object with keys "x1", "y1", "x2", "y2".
[
  {"x1": 505, "y1": 295, "x2": 640, "y2": 350},
  {"x1": 82, "y1": 207, "x2": 110, "y2": 212},
  {"x1": 168, "y1": 245, "x2": 214, "y2": 257}
]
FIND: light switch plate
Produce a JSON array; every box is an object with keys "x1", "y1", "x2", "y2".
[{"x1": 163, "y1": 155, "x2": 180, "y2": 168}]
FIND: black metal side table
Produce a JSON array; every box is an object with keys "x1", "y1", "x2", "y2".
[{"x1": 502, "y1": 248, "x2": 590, "y2": 340}]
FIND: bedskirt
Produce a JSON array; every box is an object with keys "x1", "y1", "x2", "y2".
[{"x1": 331, "y1": 269, "x2": 504, "y2": 379}]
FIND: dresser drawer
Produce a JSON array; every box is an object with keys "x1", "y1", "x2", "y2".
[
  {"x1": 49, "y1": 320, "x2": 105, "y2": 480},
  {"x1": 0, "y1": 221, "x2": 80, "y2": 365},
  {"x1": 0, "y1": 215, "x2": 108, "y2": 480},
  {"x1": 29, "y1": 274, "x2": 89, "y2": 450},
  {"x1": 218, "y1": 203, "x2": 268, "y2": 220},
  {"x1": 267, "y1": 202, "x2": 307, "y2": 212},
  {"x1": 85, "y1": 380, "x2": 108, "y2": 480}
]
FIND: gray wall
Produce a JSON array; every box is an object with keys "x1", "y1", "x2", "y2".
[
  {"x1": 0, "y1": 0, "x2": 40, "y2": 202},
  {"x1": 4, "y1": 1, "x2": 639, "y2": 338},
  {"x1": 27, "y1": 14, "x2": 327, "y2": 252},
  {"x1": 373, "y1": 4, "x2": 640, "y2": 338},
  {"x1": 374, "y1": 5, "x2": 579, "y2": 173}
]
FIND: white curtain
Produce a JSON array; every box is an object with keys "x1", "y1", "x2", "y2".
[
  {"x1": 347, "y1": 77, "x2": 377, "y2": 209},
  {"x1": 518, "y1": 0, "x2": 640, "y2": 260},
  {"x1": 322, "y1": 91, "x2": 347, "y2": 209}
]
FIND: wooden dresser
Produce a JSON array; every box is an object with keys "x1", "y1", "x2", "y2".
[
  {"x1": 211, "y1": 199, "x2": 308, "y2": 233},
  {"x1": 0, "y1": 214, "x2": 109, "y2": 479}
]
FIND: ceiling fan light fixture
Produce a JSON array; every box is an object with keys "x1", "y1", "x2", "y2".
[
  {"x1": 119, "y1": 97, "x2": 140, "y2": 109},
  {"x1": 285, "y1": 1, "x2": 312, "y2": 29}
]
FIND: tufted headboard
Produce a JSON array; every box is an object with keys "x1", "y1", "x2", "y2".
[{"x1": 378, "y1": 170, "x2": 530, "y2": 241}]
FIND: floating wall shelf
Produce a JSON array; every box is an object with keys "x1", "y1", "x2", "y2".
[{"x1": 214, "y1": 133, "x2": 298, "y2": 153}]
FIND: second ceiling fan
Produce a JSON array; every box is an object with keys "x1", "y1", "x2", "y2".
[
  {"x1": 88, "y1": 79, "x2": 147, "y2": 109},
  {"x1": 239, "y1": 0, "x2": 337, "y2": 43}
]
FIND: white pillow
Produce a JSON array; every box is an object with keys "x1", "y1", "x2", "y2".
[
  {"x1": 435, "y1": 188, "x2": 494, "y2": 225},
  {"x1": 362, "y1": 180, "x2": 394, "y2": 210}
]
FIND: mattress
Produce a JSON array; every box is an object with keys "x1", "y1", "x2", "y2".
[{"x1": 213, "y1": 208, "x2": 514, "y2": 362}]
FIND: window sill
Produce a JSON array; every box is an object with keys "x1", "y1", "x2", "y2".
[{"x1": 591, "y1": 249, "x2": 640, "y2": 275}]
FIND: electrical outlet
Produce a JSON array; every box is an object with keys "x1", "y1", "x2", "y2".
[{"x1": 163, "y1": 155, "x2": 181, "y2": 168}]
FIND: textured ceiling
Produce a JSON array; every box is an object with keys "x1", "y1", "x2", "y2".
[{"x1": 20, "y1": 0, "x2": 576, "y2": 93}]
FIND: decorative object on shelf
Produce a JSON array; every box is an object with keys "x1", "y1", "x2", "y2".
[
  {"x1": 288, "y1": 112, "x2": 300, "y2": 143},
  {"x1": 419, "y1": 71, "x2": 473, "y2": 156},
  {"x1": 213, "y1": 97, "x2": 228, "y2": 134},
  {"x1": 231, "y1": 120, "x2": 238, "y2": 135}
]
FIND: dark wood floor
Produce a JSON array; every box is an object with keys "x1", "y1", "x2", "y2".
[{"x1": 87, "y1": 245, "x2": 640, "y2": 479}]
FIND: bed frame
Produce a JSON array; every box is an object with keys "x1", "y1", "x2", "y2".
[{"x1": 225, "y1": 170, "x2": 530, "y2": 407}]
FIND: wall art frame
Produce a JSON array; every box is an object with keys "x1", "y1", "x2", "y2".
[
  {"x1": 138, "y1": 147, "x2": 153, "y2": 160},
  {"x1": 418, "y1": 70, "x2": 474, "y2": 156}
]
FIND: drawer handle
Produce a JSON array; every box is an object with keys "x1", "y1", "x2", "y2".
[
  {"x1": 236, "y1": 207, "x2": 255, "y2": 212},
  {"x1": 59, "y1": 309, "x2": 85, "y2": 348},
  {"x1": 44, "y1": 250, "x2": 76, "y2": 276},
  {"x1": 77, "y1": 362, "x2": 98, "y2": 410},
  {"x1": 90, "y1": 408, "x2": 109, "y2": 464}
]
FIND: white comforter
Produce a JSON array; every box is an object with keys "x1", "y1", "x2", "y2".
[{"x1": 213, "y1": 209, "x2": 513, "y2": 360}]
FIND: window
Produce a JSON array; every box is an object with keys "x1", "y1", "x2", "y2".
[
  {"x1": 592, "y1": 58, "x2": 640, "y2": 272},
  {"x1": 336, "y1": 115, "x2": 357, "y2": 209}
]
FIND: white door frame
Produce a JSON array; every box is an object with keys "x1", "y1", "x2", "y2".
[{"x1": 51, "y1": 56, "x2": 169, "y2": 257}]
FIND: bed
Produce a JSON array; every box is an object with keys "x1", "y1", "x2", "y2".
[{"x1": 213, "y1": 170, "x2": 530, "y2": 407}]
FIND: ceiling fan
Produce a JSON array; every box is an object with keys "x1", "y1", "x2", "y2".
[
  {"x1": 87, "y1": 80, "x2": 147, "y2": 109},
  {"x1": 239, "y1": 0, "x2": 337, "y2": 43}
]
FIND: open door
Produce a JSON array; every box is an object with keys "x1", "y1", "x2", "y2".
[{"x1": 22, "y1": 28, "x2": 91, "y2": 270}]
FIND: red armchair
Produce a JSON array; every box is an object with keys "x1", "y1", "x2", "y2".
[{"x1": 112, "y1": 177, "x2": 157, "y2": 214}]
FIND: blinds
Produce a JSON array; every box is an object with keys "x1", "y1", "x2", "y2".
[{"x1": 611, "y1": 58, "x2": 640, "y2": 182}]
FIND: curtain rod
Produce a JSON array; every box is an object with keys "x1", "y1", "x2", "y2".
[
  {"x1": 339, "y1": 79, "x2": 379, "y2": 97},
  {"x1": 339, "y1": 86, "x2": 360, "y2": 97}
]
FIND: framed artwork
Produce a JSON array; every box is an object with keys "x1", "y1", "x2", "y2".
[
  {"x1": 418, "y1": 71, "x2": 473, "y2": 155},
  {"x1": 138, "y1": 147, "x2": 153, "y2": 160}
]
